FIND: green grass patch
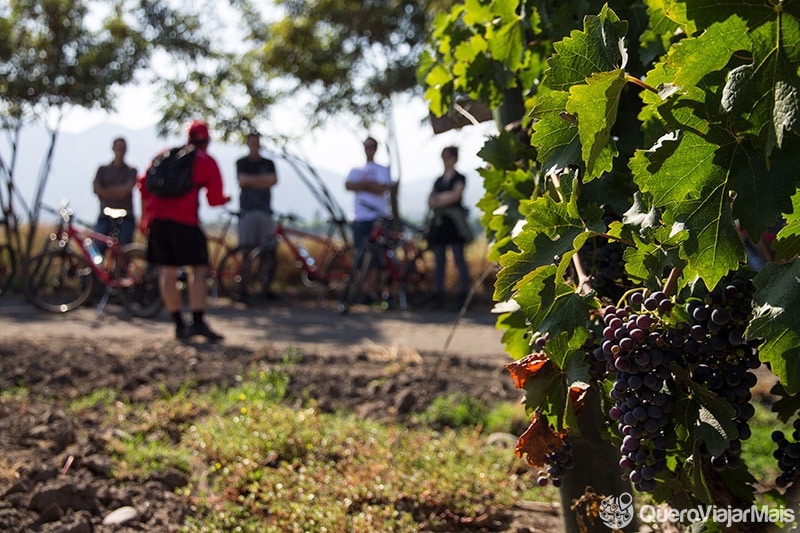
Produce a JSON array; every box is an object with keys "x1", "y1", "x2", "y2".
[{"x1": 91, "y1": 365, "x2": 550, "y2": 531}]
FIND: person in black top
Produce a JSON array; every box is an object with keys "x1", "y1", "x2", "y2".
[
  {"x1": 236, "y1": 131, "x2": 278, "y2": 250},
  {"x1": 426, "y1": 146, "x2": 472, "y2": 309}
]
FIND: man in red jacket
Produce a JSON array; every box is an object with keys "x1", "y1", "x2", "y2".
[{"x1": 140, "y1": 120, "x2": 231, "y2": 341}]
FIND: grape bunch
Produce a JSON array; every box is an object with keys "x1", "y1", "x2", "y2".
[
  {"x1": 773, "y1": 420, "x2": 800, "y2": 488},
  {"x1": 683, "y1": 275, "x2": 759, "y2": 470},
  {"x1": 536, "y1": 440, "x2": 575, "y2": 488},
  {"x1": 596, "y1": 291, "x2": 676, "y2": 493},
  {"x1": 580, "y1": 238, "x2": 631, "y2": 301}
]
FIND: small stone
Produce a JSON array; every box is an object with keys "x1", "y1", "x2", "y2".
[{"x1": 102, "y1": 505, "x2": 138, "y2": 525}]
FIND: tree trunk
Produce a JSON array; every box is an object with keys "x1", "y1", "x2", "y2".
[{"x1": 559, "y1": 388, "x2": 638, "y2": 533}]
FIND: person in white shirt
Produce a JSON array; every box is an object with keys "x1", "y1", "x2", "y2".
[{"x1": 345, "y1": 136, "x2": 394, "y2": 303}]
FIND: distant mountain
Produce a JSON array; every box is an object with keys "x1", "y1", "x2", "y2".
[{"x1": 5, "y1": 122, "x2": 488, "y2": 227}]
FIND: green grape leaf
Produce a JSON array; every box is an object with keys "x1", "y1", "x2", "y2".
[
  {"x1": 748, "y1": 261, "x2": 800, "y2": 395},
  {"x1": 622, "y1": 226, "x2": 687, "y2": 285},
  {"x1": 720, "y1": 14, "x2": 800, "y2": 153},
  {"x1": 543, "y1": 5, "x2": 628, "y2": 91},
  {"x1": 667, "y1": 15, "x2": 750, "y2": 90},
  {"x1": 770, "y1": 382, "x2": 800, "y2": 423},
  {"x1": 631, "y1": 123, "x2": 795, "y2": 287},
  {"x1": 722, "y1": 51, "x2": 800, "y2": 154},
  {"x1": 565, "y1": 69, "x2": 626, "y2": 179},
  {"x1": 497, "y1": 307, "x2": 533, "y2": 360},
  {"x1": 530, "y1": 92, "x2": 582, "y2": 176},
  {"x1": 495, "y1": 248, "x2": 537, "y2": 302},
  {"x1": 694, "y1": 404, "x2": 739, "y2": 457},
  {"x1": 774, "y1": 191, "x2": 800, "y2": 261},
  {"x1": 544, "y1": 328, "x2": 592, "y2": 371},
  {"x1": 489, "y1": 20, "x2": 524, "y2": 71}
]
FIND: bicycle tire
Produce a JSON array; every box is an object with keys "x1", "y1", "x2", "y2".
[
  {"x1": 336, "y1": 247, "x2": 373, "y2": 314},
  {"x1": 318, "y1": 248, "x2": 352, "y2": 291},
  {"x1": 0, "y1": 244, "x2": 15, "y2": 297},
  {"x1": 23, "y1": 248, "x2": 93, "y2": 312},
  {"x1": 215, "y1": 247, "x2": 248, "y2": 301},
  {"x1": 116, "y1": 244, "x2": 163, "y2": 319},
  {"x1": 241, "y1": 246, "x2": 276, "y2": 302}
]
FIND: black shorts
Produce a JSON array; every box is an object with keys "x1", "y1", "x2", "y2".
[{"x1": 146, "y1": 219, "x2": 209, "y2": 266}]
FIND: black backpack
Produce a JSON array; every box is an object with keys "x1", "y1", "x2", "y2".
[{"x1": 145, "y1": 145, "x2": 197, "y2": 197}]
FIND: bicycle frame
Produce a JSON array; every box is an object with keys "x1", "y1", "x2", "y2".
[
  {"x1": 273, "y1": 214, "x2": 352, "y2": 287},
  {"x1": 44, "y1": 204, "x2": 133, "y2": 290},
  {"x1": 36, "y1": 203, "x2": 147, "y2": 317}
]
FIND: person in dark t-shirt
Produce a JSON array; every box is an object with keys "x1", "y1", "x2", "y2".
[{"x1": 236, "y1": 132, "x2": 278, "y2": 250}]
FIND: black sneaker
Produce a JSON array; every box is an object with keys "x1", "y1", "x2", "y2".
[
  {"x1": 176, "y1": 324, "x2": 191, "y2": 340},
  {"x1": 187, "y1": 321, "x2": 224, "y2": 342}
]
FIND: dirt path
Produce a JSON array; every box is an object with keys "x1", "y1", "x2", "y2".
[{"x1": 0, "y1": 293, "x2": 507, "y2": 361}]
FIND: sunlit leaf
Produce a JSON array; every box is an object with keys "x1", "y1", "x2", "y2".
[
  {"x1": 515, "y1": 415, "x2": 565, "y2": 468},
  {"x1": 749, "y1": 262, "x2": 800, "y2": 395}
]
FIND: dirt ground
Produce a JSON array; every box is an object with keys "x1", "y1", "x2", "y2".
[{"x1": 0, "y1": 292, "x2": 564, "y2": 532}]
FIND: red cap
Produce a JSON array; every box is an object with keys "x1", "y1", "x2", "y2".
[{"x1": 188, "y1": 120, "x2": 210, "y2": 142}]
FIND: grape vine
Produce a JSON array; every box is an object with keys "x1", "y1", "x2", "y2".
[{"x1": 421, "y1": 0, "x2": 800, "y2": 520}]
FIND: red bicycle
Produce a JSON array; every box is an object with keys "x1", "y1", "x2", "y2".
[
  {"x1": 336, "y1": 216, "x2": 432, "y2": 313},
  {"x1": 240, "y1": 212, "x2": 353, "y2": 301},
  {"x1": 23, "y1": 200, "x2": 162, "y2": 317}
]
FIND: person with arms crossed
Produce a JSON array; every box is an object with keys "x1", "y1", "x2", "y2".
[
  {"x1": 345, "y1": 136, "x2": 394, "y2": 304},
  {"x1": 237, "y1": 131, "x2": 277, "y2": 249},
  {"x1": 236, "y1": 131, "x2": 278, "y2": 298},
  {"x1": 426, "y1": 146, "x2": 472, "y2": 310},
  {"x1": 140, "y1": 120, "x2": 231, "y2": 341},
  {"x1": 93, "y1": 137, "x2": 137, "y2": 254}
]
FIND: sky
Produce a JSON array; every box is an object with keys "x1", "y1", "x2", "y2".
[
  {"x1": 60, "y1": 85, "x2": 498, "y2": 194},
  {"x1": 33, "y1": 84, "x2": 501, "y2": 226}
]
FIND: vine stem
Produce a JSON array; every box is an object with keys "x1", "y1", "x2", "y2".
[
  {"x1": 572, "y1": 251, "x2": 593, "y2": 294},
  {"x1": 616, "y1": 287, "x2": 647, "y2": 309},
  {"x1": 662, "y1": 267, "x2": 682, "y2": 297},
  {"x1": 624, "y1": 74, "x2": 659, "y2": 94}
]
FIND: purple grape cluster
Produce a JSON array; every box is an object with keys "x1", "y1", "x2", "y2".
[
  {"x1": 596, "y1": 291, "x2": 676, "y2": 493},
  {"x1": 536, "y1": 440, "x2": 574, "y2": 488},
  {"x1": 773, "y1": 420, "x2": 800, "y2": 488},
  {"x1": 684, "y1": 275, "x2": 759, "y2": 470},
  {"x1": 580, "y1": 238, "x2": 630, "y2": 301}
]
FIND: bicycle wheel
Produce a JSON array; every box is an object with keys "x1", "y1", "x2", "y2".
[
  {"x1": 318, "y1": 248, "x2": 352, "y2": 291},
  {"x1": 0, "y1": 244, "x2": 15, "y2": 297},
  {"x1": 24, "y1": 248, "x2": 93, "y2": 312},
  {"x1": 241, "y1": 246, "x2": 276, "y2": 302},
  {"x1": 116, "y1": 244, "x2": 163, "y2": 319},
  {"x1": 215, "y1": 247, "x2": 248, "y2": 301},
  {"x1": 336, "y1": 247, "x2": 373, "y2": 314}
]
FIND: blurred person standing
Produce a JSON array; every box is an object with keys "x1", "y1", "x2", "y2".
[
  {"x1": 426, "y1": 146, "x2": 472, "y2": 310},
  {"x1": 236, "y1": 131, "x2": 278, "y2": 250},
  {"x1": 140, "y1": 120, "x2": 230, "y2": 341},
  {"x1": 344, "y1": 136, "x2": 394, "y2": 303},
  {"x1": 92, "y1": 137, "x2": 137, "y2": 254}
]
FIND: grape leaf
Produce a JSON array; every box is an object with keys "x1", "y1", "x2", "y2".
[
  {"x1": 720, "y1": 11, "x2": 800, "y2": 153},
  {"x1": 530, "y1": 91, "x2": 582, "y2": 176},
  {"x1": 773, "y1": 191, "x2": 800, "y2": 261},
  {"x1": 667, "y1": 16, "x2": 750, "y2": 90},
  {"x1": 630, "y1": 130, "x2": 742, "y2": 287},
  {"x1": 506, "y1": 351, "x2": 551, "y2": 388},
  {"x1": 694, "y1": 404, "x2": 738, "y2": 457},
  {"x1": 543, "y1": 5, "x2": 628, "y2": 91},
  {"x1": 748, "y1": 261, "x2": 800, "y2": 395},
  {"x1": 514, "y1": 414, "x2": 564, "y2": 467},
  {"x1": 497, "y1": 307, "x2": 533, "y2": 360},
  {"x1": 565, "y1": 69, "x2": 626, "y2": 179},
  {"x1": 722, "y1": 46, "x2": 800, "y2": 153},
  {"x1": 489, "y1": 20, "x2": 524, "y2": 71}
]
